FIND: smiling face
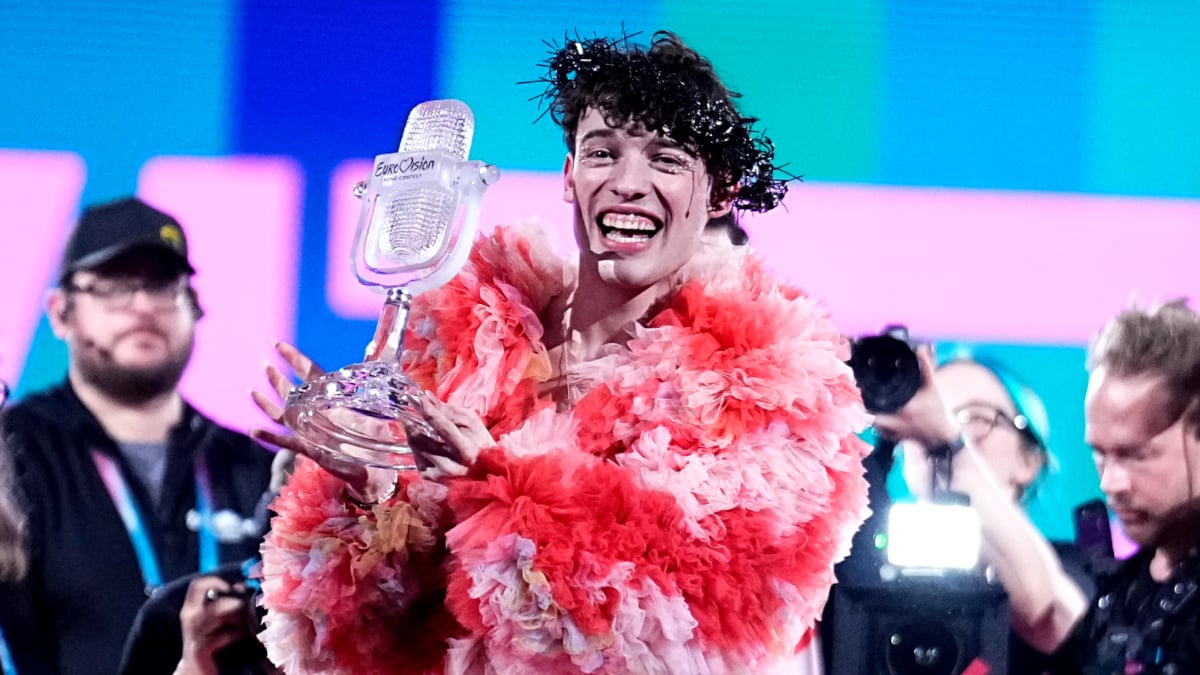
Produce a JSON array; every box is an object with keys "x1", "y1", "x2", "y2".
[{"x1": 563, "y1": 108, "x2": 731, "y2": 293}]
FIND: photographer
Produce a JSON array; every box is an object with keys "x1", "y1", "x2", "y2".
[
  {"x1": 876, "y1": 300, "x2": 1200, "y2": 673},
  {"x1": 875, "y1": 343, "x2": 1086, "y2": 650},
  {"x1": 891, "y1": 353, "x2": 1095, "y2": 672}
]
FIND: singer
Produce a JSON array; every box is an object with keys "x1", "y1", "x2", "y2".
[{"x1": 256, "y1": 31, "x2": 870, "y2": 674}]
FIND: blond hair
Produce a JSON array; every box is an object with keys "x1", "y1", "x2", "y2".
[
  {"x1": 1089, "y1": 298, "x2": 1200, "y2": 429},
  {"x1": 0, "y1": 438, "x2": 28, "y2": 581}
]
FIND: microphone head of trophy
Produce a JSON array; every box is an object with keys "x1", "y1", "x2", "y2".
[
  {"x1": 282, "y1": 99, "x2": 499, "y2": 469},
  {"x1": 353, "y1": 98, "x2": 498, "y2": 290}
]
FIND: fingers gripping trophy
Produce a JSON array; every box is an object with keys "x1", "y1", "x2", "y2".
[{"x1": 283, "y1": 100, "x2": 499, "y2": 468}]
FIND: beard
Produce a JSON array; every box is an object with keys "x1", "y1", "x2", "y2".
[{"x1": 75, "y1": 333, "x2": 194, "y2": 405}]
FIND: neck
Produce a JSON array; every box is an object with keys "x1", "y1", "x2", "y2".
[
  {"x1": 69, "y1": 371, "x2": 184, "y2": 444},
  {"x1": 567, "y1": 264, "x2": 672, "y2": 358},
  {"x1": 1147, "y1": 514, "x2": 1200, "y2": 582}
]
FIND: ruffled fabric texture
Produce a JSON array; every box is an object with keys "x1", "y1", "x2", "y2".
[{"x1": 260, "y1": 223, "x2": 870, "y2": 674}]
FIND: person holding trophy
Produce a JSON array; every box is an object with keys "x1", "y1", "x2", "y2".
[{"x1": 252, "y1": 31, "x2": 870, "y2": 674}]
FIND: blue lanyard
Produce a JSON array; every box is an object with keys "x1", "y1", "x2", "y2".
[
  {"x1": 192, "y1": 458, "x2": 219, "y2": 574},
  {"x1": 90, "y1": 451, "x2": 218, "y2": 591},
  {"x1": 0, "y1": 623, "x2": 15, "y2": 675}
]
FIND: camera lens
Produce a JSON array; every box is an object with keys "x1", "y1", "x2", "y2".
[
  {"x1": 847, "y1": 331, "x2": 922, "y2": 413},
  {"x1": 884, "y1": 620, "x2": 962, "y2": 675}
]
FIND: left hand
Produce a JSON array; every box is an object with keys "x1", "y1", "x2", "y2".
[{"x1": 411, "y1": 397, "x2": 496, "y2": 480}]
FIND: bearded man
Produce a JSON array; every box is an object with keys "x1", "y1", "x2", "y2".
[{"x1": 1, "y1": 197, "x2": 273, "y2": 675}]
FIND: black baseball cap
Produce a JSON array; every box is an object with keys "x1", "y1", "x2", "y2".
[{"x1": 59, "y1": 197, "x2": 195, "y2": 282}]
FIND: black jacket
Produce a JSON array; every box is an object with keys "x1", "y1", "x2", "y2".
[
  {"x1": 1049, "y1": 542, "x2": 1200, "y2": 675},
  {"x1": 0, "y1": 382, "x2": 273, "y2": 675}
]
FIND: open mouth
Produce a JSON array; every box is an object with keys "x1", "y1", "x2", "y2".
[{"x1": 599, "y1": 212, "x2": 662, "y2": 244}]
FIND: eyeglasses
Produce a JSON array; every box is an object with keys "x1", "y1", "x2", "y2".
[
  {"x1": 66, "y1": 277, "x2": 188, "y2": 311},
  {"x1": 954, "y1": 404, "x2": 1030, "y2": 442}
]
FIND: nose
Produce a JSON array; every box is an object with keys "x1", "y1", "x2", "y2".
[
  {"x1": 127, "y1": 287, "x2": 162, "y2": 312},
  {"x1": 1097, "y1": 458, "x2": 1130, "y2": 496},
  {"x1": 126, "y1": 286, "x2": 179, "y2": 314},
  {"x1": 609, "y1": 156, "x2": 651, "y2": 200}
]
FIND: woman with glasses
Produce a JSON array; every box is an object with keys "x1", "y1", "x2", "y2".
[
  {"x1": 899, "y1": 356, "x2": 1052, "y2": 505},
  {"x1": 884, "y1": 353, "x2": 1094, "y2": 674}
]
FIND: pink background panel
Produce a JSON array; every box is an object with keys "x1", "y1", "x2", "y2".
[
  {"x1": 329, "y1": 167, "x2": 1200, "y2": 344},
  {"x1": 744, "y1": 184, "x2": 1200, "y2": 342},
  {"x1": 140, "y1": 156, "x2": 303, "y2": 434},
  {"x1": 0, "y1": 150, "x2": 86, "y2": 388}
]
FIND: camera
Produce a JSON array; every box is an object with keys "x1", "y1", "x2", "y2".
[{"x1": 847, "y1": 325, "x2": 923, "y2": 414}]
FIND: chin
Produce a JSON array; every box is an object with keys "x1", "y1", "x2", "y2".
[{"x1": 597, "y1": 263, "x2": 669, "y2": 291}]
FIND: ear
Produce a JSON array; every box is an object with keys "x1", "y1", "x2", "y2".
[
  {"x1": 707, "y1": 179, "x2": 735, "y2": 218},
  {"x1": 707, "y1": 199, "x2": 733, "y2": 219},
  {"x1": 186, "y1": 286, "x2": 205, "y2": 321},
  {"x1": 562, "y1": 152, "x2": 577, "y2": 204},
  {"x1": 46, "y1": 288, "x2": 70, "y2": 338}
]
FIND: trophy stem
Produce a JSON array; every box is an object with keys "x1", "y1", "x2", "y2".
[{"x1": 364, "y1": 288, "x2": 411, "y2": 362}]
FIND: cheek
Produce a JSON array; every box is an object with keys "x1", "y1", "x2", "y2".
[{"x1": 173, "y1": 317, "x2": 198, "y2": 340}]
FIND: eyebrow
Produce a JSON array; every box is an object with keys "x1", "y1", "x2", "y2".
[
  {"x1": 577, "y1": 128, "x2": 694, "y2": 154},
  {"x1": 955, "y1": 399, "x2": 1015, "y2": 414},
  {"x1": 578, "y1": 128, "x2": 617, "y2": 145},
  {"x1": 647, "y1": 137, "x2": 694, "y2": 155}
]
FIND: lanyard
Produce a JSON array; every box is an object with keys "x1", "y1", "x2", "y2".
[
  {"x1": 0, "y1": 623, "x2": 14, "y2": 675},
  {"x1": 90, "y1": 450, "x2": 219, "y2": 592}
]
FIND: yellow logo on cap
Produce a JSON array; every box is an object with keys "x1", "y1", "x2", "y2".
[{"x1": 159, "y1": 224, "x2": 184, "y2": 252}]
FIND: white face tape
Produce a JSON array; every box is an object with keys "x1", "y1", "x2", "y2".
[{"x1": 598, "y1": 259, "x2": 618, "y2": 283}]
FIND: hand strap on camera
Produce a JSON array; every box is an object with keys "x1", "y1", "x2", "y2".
[{"x1": 928, "y1": 435, "x2": 966, "y2": 498}]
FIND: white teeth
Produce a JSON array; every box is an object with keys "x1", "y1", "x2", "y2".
[
  {"x1": 601, "y1": 213, "x2": 657, "y2": 231},
  {"x1": 606, "y1": 231, "x2": 651, "y2": 243}
]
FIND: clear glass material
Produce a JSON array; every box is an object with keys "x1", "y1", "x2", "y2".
[
  {"x1": 283, "y1": 360, "x2": 435, "y2": 470},
  {"x1": 283, "y1": 288, "x2": 437, "y2": 470},
  {"x1": 282, "y1": 99, "x2": 497, "y2": 470}
]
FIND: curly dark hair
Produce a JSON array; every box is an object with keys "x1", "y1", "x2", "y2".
[{"x1": 532, "y1": 31, "x2": 790, "y2": 213}]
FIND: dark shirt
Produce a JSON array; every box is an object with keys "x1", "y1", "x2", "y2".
[
  {"x1": 0, "y1": 382, "x2": 273, "y2": 675},
  {"x1": 1049, "y1": 544, "x2": 1200, "y2": 675}
]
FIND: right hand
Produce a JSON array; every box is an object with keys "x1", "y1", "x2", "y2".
[
  {"x1": 172, "y1": 577, "x2": 253, "y2": 675},
  {"x1": 871, "y1": 346, "x2": 960, "y2": 449},
  {"x1": 249, "y1": 342, "x2": 394, "y2": 501}
]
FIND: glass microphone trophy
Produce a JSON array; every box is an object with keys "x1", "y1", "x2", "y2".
[{"x1": 282, "y1": 99, "x2": 499, "y2": 468}]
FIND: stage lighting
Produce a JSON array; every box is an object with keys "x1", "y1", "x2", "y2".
[{"x1": 886, "y1": 502, "x2": 981, "y2": 572}]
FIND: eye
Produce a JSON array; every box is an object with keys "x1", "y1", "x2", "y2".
[
  {"x1": 579, "y1": 146, "x2": 615, "y2": 164},
  {"x1": 90, "y1": 280, "x2": 128, "y2": 298},
  {"x1": 651, "y1": 153, "x2": 692, "y2": 173}
]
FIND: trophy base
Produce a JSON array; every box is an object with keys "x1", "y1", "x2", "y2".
[{"x1": 282, "y1": 360, "x2": 439, "y2": 470}]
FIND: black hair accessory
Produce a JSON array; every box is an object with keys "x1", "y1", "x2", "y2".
[{"x1": 528, "y1": 31, "x2": 795, "y2": 213}]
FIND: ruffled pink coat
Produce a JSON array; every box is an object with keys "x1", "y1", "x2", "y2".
[{"x1": 260, "y1": 224, "x2": 871, "y2": 674}]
